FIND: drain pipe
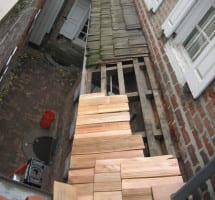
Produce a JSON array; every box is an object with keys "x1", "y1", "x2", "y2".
[{"x1": 80, "y1": 4, "x2": 92, "y2": 95}]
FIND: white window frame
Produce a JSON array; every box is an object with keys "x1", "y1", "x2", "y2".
[
  {"x1": 163, "y1": 0, "x2": 215, "y2": 98},
  {"x1": 143, "y1": 0, "x2": 163, "y2": 13}
]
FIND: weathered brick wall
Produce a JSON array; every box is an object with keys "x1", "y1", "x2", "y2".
[{"x1": 134, "y1": 0, "x2": 215, "y2": 198}]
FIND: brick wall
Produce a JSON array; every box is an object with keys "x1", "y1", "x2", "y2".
[{"x1": 134, "y1": 0, "x2": 215, "y2": 198}]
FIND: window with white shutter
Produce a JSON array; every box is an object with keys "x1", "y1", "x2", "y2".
[
  {"x1": 60, "y1": 0, "x2": 90, "y2": 40},
  {"x1": 143, "y1": 0, "x2": 163, "y2": 13},
  {"x1": 162, "y1": 0, "x2": 197, "y2": 38},
  {"x1": 163, "y1": 0, "x2": 215, "y2": 98}
]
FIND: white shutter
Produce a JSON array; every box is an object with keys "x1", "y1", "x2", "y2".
[
  {"x1": 60, "y1": 0, "x2": 90, "y2": 40},
  {"x1": 144, "y1": 0, "x2": 163, "y2": 12},
  {"x1": 162, "y1": 0, "x2": 197, "y2": 38},
  {"x1": 184, "y1": 40, "x2": 215, "y2": 99}
]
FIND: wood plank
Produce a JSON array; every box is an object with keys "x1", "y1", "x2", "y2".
[
  {"x1": 121, "y1": 156, "x2": 180, "y2": 179},
  {"x1": 78, "y1": 103, "x2": 129, "y2": 115},
  {"x1": 70, "y1": 150, "x2": 144, "y2": 169},
  {"x1": 75, "y1": 122, "x2": 131, "y2": 134},
  {"x1": 101, "y1": 65, "x2": 107, "y2": 94},
  {"x1": 133, "y1": 58, "x2": 162, "y2": 156},
  {"x1": 71, "y1": 183, "x2": 93, "y2": 200},
  {"x1": 94, "y1": 191, "x2": 122, "y2": 200},
  {"x1": 74, "y1": 129, "x2": 131, "y2": 139},
  {"x1": 85, "y1": 69, "x2": 93, "y2": 93},
  {"x1": 94, "y1": 181, "x2": 122, "y2": 192},
  {"x1": 68, "y1": 168, "x2": 94, "y2": 184},
  {"x1": 72, "y1": 135, "x2": 144, "y2": 155},
  {"x1": 117, "y1": 62, "x2": 126, "y2": 94},
  {"x1": 95, "y1": 158, "x2": 124, "y2": 173},
  {"x1": 79, "y1": 95, "x2": 128, "y2": 106},
  {"x1": 122, "y1": 176, "x2": 184, "y2": 195},
  {"x1": 94, "y1": 173, "x2": 121, "y2": 182},
  {"x1": 76, "y1": 112, "x2": 130, "y2": 125},
  {"x1": 122, "y1": 188, "x2": 153, "y2": 200},
  {"x1": 54, "y1": 181, "x2": 77, "y2": 200},
  {"x1": 80, "y1": 93, "x2": 106, "y2": 98},
  {"x1": 152, "y1": 182, "x2": 184, "y2": 200},
  {"x1": 144, "y1": 57, "x2": 176, "y2": 155},
  {"x1": 123, "y1": 194, "x2": 153, "y2": 200}
]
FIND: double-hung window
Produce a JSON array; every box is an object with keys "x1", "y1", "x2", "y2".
[{"x1": 162, "y1": 0, "x2": 215, "y2": 98}]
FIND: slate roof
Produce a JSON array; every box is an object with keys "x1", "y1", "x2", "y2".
[{"x1": 86, "y1": 0, "x2": 149, "y2": 66}]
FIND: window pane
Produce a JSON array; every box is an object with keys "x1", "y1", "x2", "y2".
[
  {"x1": 205, "y1": 18, "x2": 215, "y2": 39},
  {"x1": 183, "y1": 28, "x2": 200, "y2": 49},
  {"x1": 199, "y1": 7, "x2": 215, "y2": 39},
  {"x1": 184, "y1": 32, "x2": 208, "y2": 61}
]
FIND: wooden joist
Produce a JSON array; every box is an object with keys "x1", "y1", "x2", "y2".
[
  {"x1": 144, "y1": 57, "x2": 176, "y2": 156},
  {"x1": 133, "y1": 58, "x2": 162, "y2": 156},
  {"x1": 117, "y1": 62, "x2": 126, "y2": 94},
  {"x1": 101, "y1": 65, "x2": 107, "y2": 94}
]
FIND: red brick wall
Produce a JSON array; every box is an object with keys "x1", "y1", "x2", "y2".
[{"x1": 134, "y1": 0, "x2": 215, "y2": 198}]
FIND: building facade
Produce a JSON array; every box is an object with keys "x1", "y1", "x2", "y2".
[{"x1": 134, "y1": 0, "x2": 215, "y2": 198}]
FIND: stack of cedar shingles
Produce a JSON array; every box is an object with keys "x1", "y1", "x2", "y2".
[{"x1": 54, "y1": 93, "x2": 184, "y2": 200}]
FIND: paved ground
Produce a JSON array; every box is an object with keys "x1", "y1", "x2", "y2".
[{"x1": 0, "y1": 45, "x2": 81, "y2": 191}]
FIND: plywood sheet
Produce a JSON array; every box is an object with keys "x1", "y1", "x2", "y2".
[
  {"x1": 70, "y1": 150, "x2": 144, "y2": 169},
  {"x1": 76, "y1": 122, "x2": 131, "y2": 134},
  {"x1": 72, "y1": 183, "x2": 94, "y2": 200},
  {"x1": 54, "y1": 181, "x2": 77, "y2": 200},
  {"x1": 94, "y1": 181, "x2": 122, "y2": 192},
  {"x1": 76, "y1": 112, "x2": 130, "y2": 125},
  {"x1": 94, "y1": 173, "x2": 121, "y2": 183},
  {"x1": 72, "y1": 135, "x2": 144, "y2": 155},
  {"x1": 78, "y1": 103, "x2": 129, "y2": 115},
  {"x1": 121, "y1": 156, "x2": 180, "y2": 179},
  {"x1": 122, "y1": 176, "x2": 183, "y2": 195},
  {"x1": 152, "y1": 183, "x2": 184, "y2": 200},
  {"x1": 79, "y1": 95, "x2": 128, "y2": 106},
  {"x1": 74, "y1": 129, "x2": 131, "y2": 139},
  {"x1": 68, "y1": 168, "x2": 94, "y2": 184},
  {"x1": 94, "y1": 191, "x2": 122, "y2": 200}
]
